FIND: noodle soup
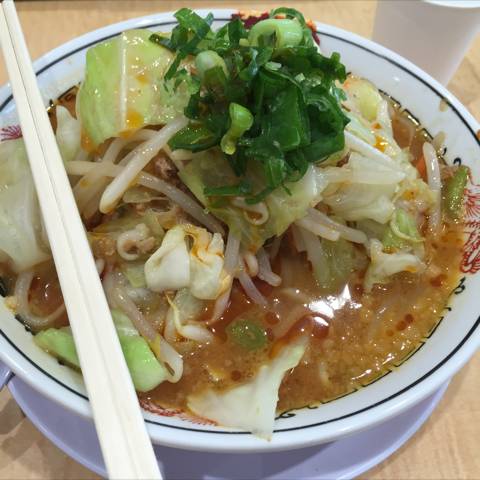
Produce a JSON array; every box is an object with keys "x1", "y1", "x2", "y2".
[{"x1": 0, "y1": 8, "x2": 468, "y2": 438}]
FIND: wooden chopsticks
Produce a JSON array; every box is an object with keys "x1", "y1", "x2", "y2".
[{"x1": 0, "y1": 1, "x2": 162, "y2": 478}]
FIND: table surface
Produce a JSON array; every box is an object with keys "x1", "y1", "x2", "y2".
[{"x1": 0, "y1": 1, "x2": 479, "y2": 479}]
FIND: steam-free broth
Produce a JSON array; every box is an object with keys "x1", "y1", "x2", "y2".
[{"x1": 1, "y1": 83, "x2": 465, "y2": 418}]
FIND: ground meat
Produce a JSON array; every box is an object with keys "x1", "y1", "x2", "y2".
[
  {"x1": 154, "y1": 154, "x2": 178, "y2": 182},
  {"x1": 138, "y1": 237, "x2": 156, "y2": 254},
  {"x1": 89, "y1": 234, "x2": 116, "y2": 259}
]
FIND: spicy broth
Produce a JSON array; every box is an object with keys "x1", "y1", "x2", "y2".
[
  {"x1": 140, "y1": 222, "x2": 463, "y2": 411},
  {"x1": 2, "y1": 89, "x2": 465, "y2": 415},
  {"x1": 140, "y1": 101, "x2": 464, "y2": 411}
]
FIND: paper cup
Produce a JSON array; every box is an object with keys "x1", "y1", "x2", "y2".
[{"x1": 372, "y1": 0, "x2": 480, "y2": 85}]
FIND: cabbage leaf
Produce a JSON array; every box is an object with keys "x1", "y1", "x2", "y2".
[
  {"x1": 144, "y1": 226, "x2": 190, "y2": 292},
  {"x1": 187, "y1": 228, "x2": 226, "y2": 300},
  {"x1": 343, "y1": 76, "x2": 382, "y2": 122},
  {"x1": 324, "y1": 183, "x2": 396, "y2": 224},
  {"x1": 179, "y1": 149, "x2": 325, "y2": 250},
  {"x1": 165, "y1": 289, "x2": 213, "y2": 343},
  {"x1": 188, "y1": 337, "x2": 307, "y2": 438},
  {"x1": 145, "y1": 223, "x2": 227, "y2": 299},
  {"x1": 77, "y1": 29, "x2": 190, "y2": 150},
  {"x1": 321, "y1": 153, "x2": 407, "y2": 224},
  {"x1": 111, "y1": 309, "x2": 170, "y2": 392},
  {"x1": 34, "y1": 310, "x2": 169, "y2": 392},
  {"x1": 306, "y1": 235, "x2": 367, "y2": 291},
  {"x1": 0, "y1": 138, "x2": 50, "y2": 272},
  {"x1": 55, "y1": 105, "x2": 81, "y2": 163},
  {"x1": 364, "y1": 239, "x2": 425, "y2": 291}
]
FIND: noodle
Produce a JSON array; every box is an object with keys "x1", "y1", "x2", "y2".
[
  {"x1": 14, "y1": 271, "x2": 65, "y2": 330},
  {"x1": 103, "y1": 271, "x2": 157, "y2": 341}
]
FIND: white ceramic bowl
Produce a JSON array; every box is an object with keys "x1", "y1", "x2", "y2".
[{"x1": 1, "y1": 9, "x2": 479, "y2": 453}]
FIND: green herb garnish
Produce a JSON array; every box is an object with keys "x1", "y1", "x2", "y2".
[
  {"x1": 150, "y1": 8, "x2": 349, "y2": 203},
  {"x1": 226, "y1": 318, "x2": 268, "y2": 350}
]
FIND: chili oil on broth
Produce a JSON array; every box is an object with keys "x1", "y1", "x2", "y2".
[
  {"x1": 141, "y1": 220, "x2": 463, "y2": 413},
  {"x1": 141, "y1": 99, "x2": 465, "y2": 414},
  {"x1": 1, "y1": 87, "x2": 465, "y2": 417},
  {"x1": 47, "y1": 85, "x2": 78, "y2": 128}
]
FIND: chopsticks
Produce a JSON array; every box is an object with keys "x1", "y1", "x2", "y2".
[{"x1": 0, "y1": 2, "x2": 162, "y2": 478}]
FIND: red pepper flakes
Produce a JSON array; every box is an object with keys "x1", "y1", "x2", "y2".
[{"x1": 231, "y1": 11, "x2": 269, "y2": 29}]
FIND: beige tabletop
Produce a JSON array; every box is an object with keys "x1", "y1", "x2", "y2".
[{"x1": 0, "y1": 1, "x2": 479, "y2": 479}]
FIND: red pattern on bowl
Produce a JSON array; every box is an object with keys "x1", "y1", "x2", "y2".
[
  {"x1": 0, "y1": 124, "x2": 21, "y2": 141},
  {"x1": 462, "y1": 180, "x2": 480, "y2": 274},
  {"x1": 1, "y1": 112, "x2": 479, "y2": 430},
  {"x1": 139, "y1": 398, "x2": 216, "y2": 426}
]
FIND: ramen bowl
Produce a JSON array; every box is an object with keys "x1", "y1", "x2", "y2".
[{"x1": 0, "y1": 9, "x2": 479, "y2": 453}]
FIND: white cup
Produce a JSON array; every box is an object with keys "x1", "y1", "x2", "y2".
[{"x1": 372, "y1": 0, "x2": 480, "y2": 85}]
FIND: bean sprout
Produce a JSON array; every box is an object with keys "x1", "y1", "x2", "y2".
[
  {"x1": 103, "y1": 271, "x2": 157, "y2": 341},
  {"x1": 291, "y1": 224, "x2": 306, "y2": 252},
  {"x1": 423, "y1": 142, "x2": 442, "y2": 234},
  {"x1": 269, "y1": 235, "x2": 282, "y2": 260},
  {"x1": 95, "y1": 258, "x2": 105, "y2": 275},
  {"x1": 242, "y1": 250, "x2": 259, "y2": 277},
  {"x1": 73, "y1": 138, "x2": 128, "y2": 212},
  {"x1": 345, "y1": 130, "x2": 397, "y2": 168},
  {"x1": 306, "y1": 208, "x2": 367, "y2": 244},
  {"x1": 295, "y1": 216, "x2": 340, "y2": 242},
  {"x1": 208, "y1": 231, "x2": 240, "y2": 324},
  {"x1": 237, "y1": 259, "x2": 267, "y2": 306},
  {"x1": 166, "y1": 295, "x2": 214, "y2": 343},
  {"x1": 256, "y1": 247, "x2": 282, "y2": 286},
  {"x1": 100, "y1": 117, "x2": 188, "y2": 213},
  {"x1": 66, "y1": 160, "x2": 224, "y2": 234}
]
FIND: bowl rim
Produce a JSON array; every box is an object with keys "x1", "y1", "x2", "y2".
[{"x1": 0, "y1": 8, "x2": 479, "y2": 452}]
